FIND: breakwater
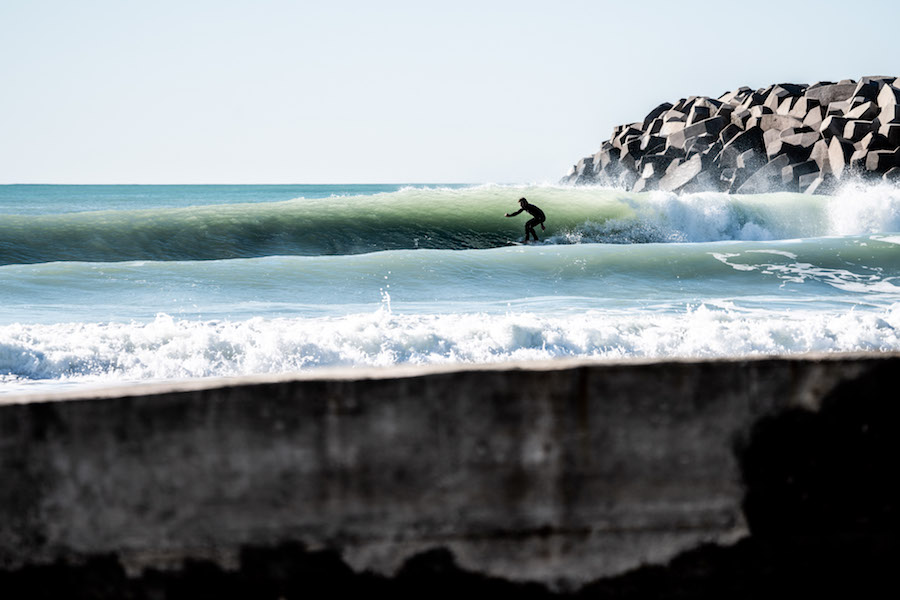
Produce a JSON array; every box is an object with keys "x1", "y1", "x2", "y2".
[
  {"x1": 1, "y1": 353, "x2": 897, "y2": 596},
  {"x1": 563, "y1": 76, "x2": 900, "y2": 194}
]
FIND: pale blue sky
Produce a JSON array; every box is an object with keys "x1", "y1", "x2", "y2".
[{"x1": 2, "y1": 0, "x2": 898, "y2": 184}]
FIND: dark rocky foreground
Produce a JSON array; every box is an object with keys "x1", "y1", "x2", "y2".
[
  {"x1": 562, "y1": 76, "x2": 900, "y2": 194},
  {"x1": 1, "y1": 359, "x2": 897, "y2": 598}
]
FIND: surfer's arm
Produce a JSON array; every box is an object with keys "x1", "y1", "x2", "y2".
[{"x1": 505, "y1": 208, "x2": 524, "y2": 217}]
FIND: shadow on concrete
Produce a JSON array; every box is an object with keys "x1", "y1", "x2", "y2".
[
  {"x1": 0, "y1": 546, "x2": 552, "y2": 600},
  {"x1": 1, "y1": 365, "x2": 897, "y2": 598},
  {"x1": 576, "y1": 361, "x2": 900, "y2": 599}
]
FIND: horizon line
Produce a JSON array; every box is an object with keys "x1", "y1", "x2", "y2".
[{"x1": 0, "y1": 181, "x2": 490, "y2": 186}]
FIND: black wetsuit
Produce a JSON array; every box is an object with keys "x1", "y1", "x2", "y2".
[{"x1": 510, "y1": 203, "x2": 546, "y2": 241}]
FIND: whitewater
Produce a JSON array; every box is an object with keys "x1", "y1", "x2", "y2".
[{"x1": 2, "y1": 183, "x2": 900, "y2": 395}]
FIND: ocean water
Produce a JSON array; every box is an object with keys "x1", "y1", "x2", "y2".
[{"x1": 2, "y1": 182, "x2": 900, "y2": 396}]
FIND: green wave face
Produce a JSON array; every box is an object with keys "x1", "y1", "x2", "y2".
[{"x1": 0, "y1": 184, "x2": 895, "y2": 265}]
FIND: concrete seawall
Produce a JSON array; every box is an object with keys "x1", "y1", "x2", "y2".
[{"x1": 1, "y1": 353, "x2": 897, "y2": 592}]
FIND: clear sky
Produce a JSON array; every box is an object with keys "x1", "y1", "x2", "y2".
[{"x1": 2, "y1": 0, "x2": 898, "y2": 184}]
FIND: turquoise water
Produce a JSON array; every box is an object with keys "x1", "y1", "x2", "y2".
[{"x1": 2, "y1": 183, "x2": 900, "y2": 394}]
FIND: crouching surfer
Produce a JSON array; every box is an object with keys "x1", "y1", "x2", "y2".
[{"x1": 505, "y1": 197, "x2": 546, "y2": 243}]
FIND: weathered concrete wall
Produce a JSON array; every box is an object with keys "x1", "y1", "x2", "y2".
[{"x1": 0, "y1": 353, "x2": 896, "y2": 589}]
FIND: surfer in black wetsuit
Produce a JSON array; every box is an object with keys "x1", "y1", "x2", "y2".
[{"x1": 505, "y1": 197, "x2": 546, "y2": 243}]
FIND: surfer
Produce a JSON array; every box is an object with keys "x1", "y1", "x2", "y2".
[{"x1": 505, "y1": 197, "x2": 546, "y2": 242}]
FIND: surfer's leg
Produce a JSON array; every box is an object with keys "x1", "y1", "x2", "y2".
[{"x1": 526, "y1": 218, "x2": 539, "y2": 241}]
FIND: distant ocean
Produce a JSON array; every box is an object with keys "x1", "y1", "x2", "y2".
[{"x1": 2, "y1": 183, "x2": 900, "y2": 395}]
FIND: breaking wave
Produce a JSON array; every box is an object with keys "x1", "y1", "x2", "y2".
[
  {"x1": 3, "y1": 183, "x2": 900, "y2": 264},
  {"x1": 3, "y1": 303, "x2": 900, "y2": 393}
]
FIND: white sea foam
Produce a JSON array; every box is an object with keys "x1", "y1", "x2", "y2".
[
  {"x1": 828, "y1": 182, "x2": 900, "y2": 235},
  {"x1": 709, "y1": 250, "x2": 900, "y2": 293},
  {"x1": 548, "y1": 190, "x2": 827, "y2": 244},
  {"x1": 548, "y1": 184, "x2": 900, "y2": 245},
  {"x1": 3, "y1": 305, "x2": 900, "y2": 393},
  {"x1": 745, "y1": 249, "x2": 799, "y2": 259},
  {"x1": 871, "y1": 234, "x2": 900, "y2": 246}
]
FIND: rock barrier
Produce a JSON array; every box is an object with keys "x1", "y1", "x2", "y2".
[{"x1": 562, "y1": 76, "x2": 900, "y2": 193}]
